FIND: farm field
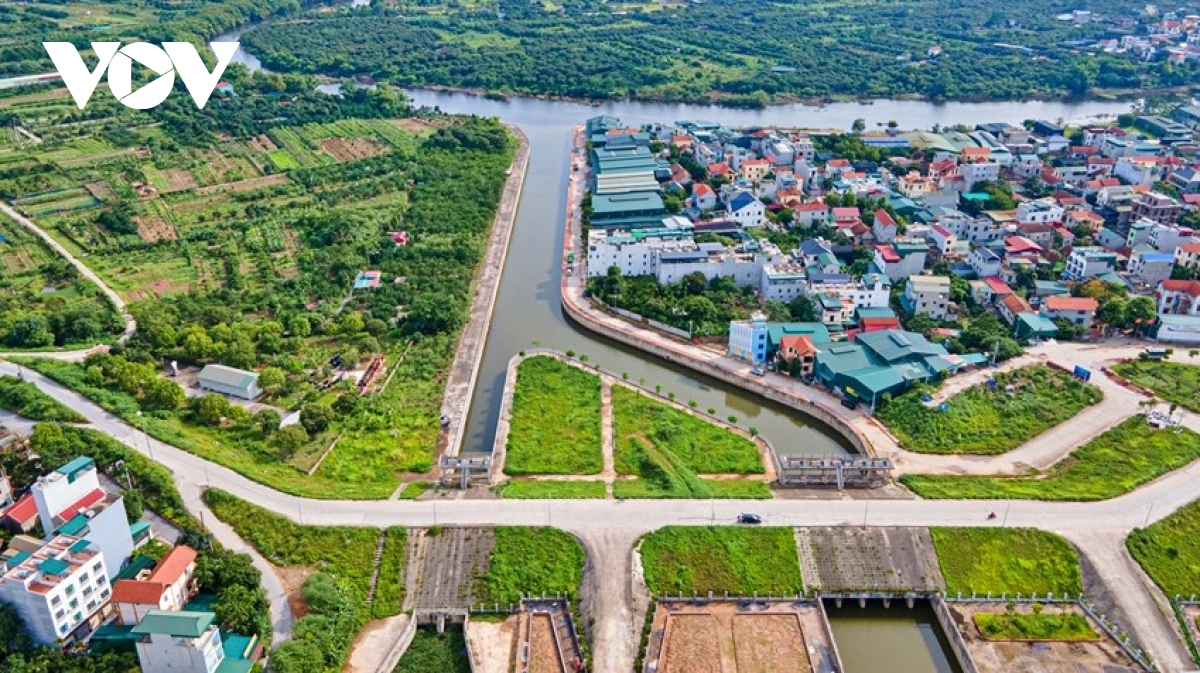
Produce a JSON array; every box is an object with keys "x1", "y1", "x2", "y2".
[
  {"x1": 903, "y1": 419, "x2": 1200, "y2": 501},
  {"x1": 4, "y1": 77, "x2": 511, "y2": 498},
  {"x1": 876, "y1": 367, "x2": 1103, "y2": 455}
]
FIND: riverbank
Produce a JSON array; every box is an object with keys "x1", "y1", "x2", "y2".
[{"x1": 437, "y1": 125, "x2": 530, "y2": 462}]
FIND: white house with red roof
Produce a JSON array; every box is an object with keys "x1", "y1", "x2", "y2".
[
  {"x1": 1157, "y1": 279, "x2": 1200, "y2": 315},
  {"x1": 1175, "y1": 242, "x2": 1200, "y2": 270},
  {"x1": 32, "y1": 457, "x2": 133, "y2": 576},
  {"x1": 692, "y1": 183, "x2": 717, "y2": 211},
  {"x1": 0, "y1": 492, "x2": 39, "y2": 534},
  {"x1": 112, "y1": 546, "x2": 198, "y2": 626},
  {"x1": 927, "y1": 224, "x2": 957, "y2": 256},
  {"x1": 872, "y1": 209, "x2": 898, "y2": 243},
  {"x1": 1041, "y1": 296, "x2": 1100, "y2": 331}
]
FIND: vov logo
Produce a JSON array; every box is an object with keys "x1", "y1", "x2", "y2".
[{"x1": 42, "y1": 42, "x2": 239, "y2": 110}]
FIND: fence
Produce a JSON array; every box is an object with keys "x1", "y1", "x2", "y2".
[{"x1": 1171, "y1": 597, "x2": 1200, "y2": 666}]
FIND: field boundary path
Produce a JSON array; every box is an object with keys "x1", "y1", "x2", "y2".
[
  {"x1": 0, "y1": 200, "x2": 136, "y2": 354},
  {"x1": 437, "y1": 125, "x2": 530, "y2": 460},
  {"x1": 3, "y1": 358, "x2": 1200, "y2": 671}
]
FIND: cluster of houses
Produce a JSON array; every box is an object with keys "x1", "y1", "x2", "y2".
[
  {"x1": 0, "y1": 455, "x2": 260, "y2": 673},
  {"x1": 1086, "y1": 8, "x2": 1200, "y2": 65},
  {"x1": 583, "y1": 112, "x2": 1200, "y2": 403}
]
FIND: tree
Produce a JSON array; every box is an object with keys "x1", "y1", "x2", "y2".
[
  {"x1": 851, "y1": 118, "x2": 866, "y2": 134},
  {"x1": 274, "y1": 425, "x2": 309, "y2": 455},
  {"x1": 123, "y1": 490, "x2": 145, "y2": 524},
  {"x1": 787, "y1": 296, "x2": 818, "y2": 322},
  {"x1": 5, "y1": 315, "x2": 53, "y2": 348},
  {"x1": 300, "y1": 403, "x2": 335, "y2": 434},
  {"x1": 253, "y1": 409, "x2": 281, "y2": 437},
  {"x1": 1124, "y1": 296, "x2": 1157, "y2": 327},
  {"x1": 406, "y1": 293, "x2": 463, "y2": 335},
  {"x1": 1097, "y1": 296, "x2": 1128, "y2": 326},
  {"x1": 190, "y1": 394, "x2": 232, "y2": 426},
  {"x1": 905, "y1": 312, "x2": 938, "y2": 335},
  {"x1": 258, "y1": 367, "x2": 286, "y2": 396},
  {"x1": 214, "y1": 584, "x2": 269, "y2": 637},
  {"x1": 288, "y1": 315, "x2": 312, "y2": 338},
  {"x1": 143, "y1": 377, "x2": 185, "y2": 411}
]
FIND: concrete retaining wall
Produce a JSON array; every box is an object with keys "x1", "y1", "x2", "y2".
[
  {"x1": 560, "y1": 297, "x2": 873, "y2": 457},
  {"x1": 931, "y1": 597, "x2": 981, "y2": 673}
]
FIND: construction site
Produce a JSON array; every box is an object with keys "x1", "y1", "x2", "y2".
[{"x1": 641, "y1": 599, "x2": 841, "y2": 673}]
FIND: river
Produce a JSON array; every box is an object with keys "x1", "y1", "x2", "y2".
[{"x1": 217, "y1": 21, "x2": 1135, "y2": 672}]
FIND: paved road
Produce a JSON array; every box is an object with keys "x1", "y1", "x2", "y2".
[
  {"x1": 2, "y1": 359, "x2": 1198, "y2": 670},
  {"x1": 0, "y1": 201, "x2": 136, "y2": 353}
]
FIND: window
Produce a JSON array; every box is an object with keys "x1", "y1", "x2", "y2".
[
  {"x1": 55, "y1": 610, "x2": 65, "y2": 620},
  {"x1": 51, "y1": 596, "x2": 61, "y2": 607},
  {"x1": 65, "y1": 586, "x2": 75, "y2": 596}
]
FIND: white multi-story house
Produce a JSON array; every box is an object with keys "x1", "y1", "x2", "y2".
[
  {"x1": 1040, "y1": 296, "x2": 1099, "y2": 331},
  {"x1": 0, "y1": 535, "x2": 110, "y2": 644},
  {"x1": 728, "y1": 313, "x2": 769, "y2": 364},
  {"x1": 1157, "y1": 279, "x2": 1200, "y2": 315},
  {"x1": 1016, "y1": 198, "x2": 1064, "y2": 224},
  {"x1": 112, "y1": 546, "x2": 198, "y2": 626},
  {"x1": 901, "y1": 275, "x2": 952, "y2": 320},
  {"x1": 134, "y1": 610, "x2": 226, "y2": 673},
  {"x1": 1176, "y1": 242, "x2": 1200, "y2": 269},
  {"x1": 960, "y1": 161, "x2": 1000, "y2": 190},
  {"x1": 927, "y1": 224, "x2": 957, "y2": 256},
  {"x1": 727, "y1": 191, "x2": 765, "y2": 228},
  {"x1": 585, "y1": 218, "x2": 695, "y2": 278},
  {"x1": 873, "y1": 239, "x2": 928, "y2": 281},
  {"x1": 656, "y1": 242, "x2": 787, "y2": 287},
  {"x1": 1065, "y1": 247, "x2": 1118, "y2": 281},
  {"x1": 969, "y1": 246, "x2": 1003, "y2": 278},
  {"x1": 32, "y1": 457, "x2": 133, "y2": 576},
  {"x1": 759, "y1": 264, "x2": 808, "y2": 302},
  {"x1": 872, "y1": 209, "x2": 898, "y2": 243},
  {"x1": 807, "y1": 273, "x2": 891, "y2": 312}
]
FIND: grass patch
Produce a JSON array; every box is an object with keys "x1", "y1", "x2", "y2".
[
  {"x1": 0, "y1": 375, "x2": 85, "y2": 422},
  {"x1": 203, "y1": 488, "x2": 404, "y2": 618},
  {"x1": 902, "y1": 418, "x2": 1200, "y2": 500},
  {"x1": 373, "y1": 526, "x2": 407, "y2": 619},
  {"x1": 394, "y1": 626, "x2": 470, "y2": 673},
  {"x1": 639, "y1": 526, "x2": 802, "y2": 595},
  {"x1": 613, "y1": 385, "x2": 762, "y2": 474},
  {"x1": 475, "y1": 527, "x2": 584, "y2": 604},
  {"x1": 975, "y1": 611, "x2": 1099, "y2": 641},
  {"x1": 876, "y1": 367, "x2": 1102, "y2": 454},
  {"x1": 931, "y1": 528, "x2": 1083, "y2": 596},
  {"x1": 498, "y1": 480, "x2": 606, "y2": 499},
  {"x1": 1128, "y1": 497, "x2": 1200, "y2": 597},
  {"x1": 1112, "y1": 361, "x2": 1200, "y2": 414},
  {"x1": 612, "y1": 476, "x2": 771, "y2": 499},
  {"x1": 504, "y1": 356, "x2": 602, "y2": 475},
  {"x1": 400, "y1": 481, "x2": 432, "y2": 500}
]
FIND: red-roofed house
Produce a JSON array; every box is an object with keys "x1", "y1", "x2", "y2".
[
  {"x1": 707, "y1": 162, "x2": 732, "y2": 179},
  {"x1": 112, "y1": 546, "x2": 198, "y2": 625},
  {"x1": 961, "y1": 147, "x2": 990, "y2": 163},
  {"x1": 832, "y1": 207, "x2": 861, "y2": 225},
  {"x1": 928, "y1": 224, "x2": 957, "y2": 256},
  {"x1": 1175, "y1": 242, "x2": 1200, "y2": 270},
  {"x1": 692, "y1": 183, "x2": 717, "y2": 211},
  {"x1": 859, "y1": 315, "x2": 901, "y2": 333},
  {"x1": 1157, "y1": 279, "x2": 1200, "y2": 315},
  {"x1": 1041, "y1": 296, "x2": 1099, "y2": 330},
  {"x1": 998, "y1": 293, "x2": 1033, "y2": 326},
  {"x1": 0, "y1": 493, "x2": 38, "y2": 534},
  {"x1": 792, "y1": 200, "x2": 829, "y2": 227},
  {"x1": 671, "y1": 135, "x2": 692, "y2": 152},
  {"x1": 872, "y1": 209, "x2": 898, "y2": 243},
  {"x1": 776, "y1": 335, "x2": 819, "y2": 377},
  {"x1": 740, "y1": 158, "x2": 771, "y2": 182},
  {"x1": 1005, "y1": 235, "x2": 1044, "y2": 257}
]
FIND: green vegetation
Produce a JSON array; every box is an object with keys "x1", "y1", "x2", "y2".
[
  {"x1": 610, "y1": 385, "x2": 766, "y2": 498},
  {"x1": 1128, "y1": 497, "x2": 1200, "y2": 597},
  {"x1": 0, "y1": 374, "x2": 85, "y2": 422},
  {"x1": 639, "y1": 527, "x2": 803, "y2": 595},
  {"x1": 5, "y1": 75, "x2": 514, "y2": 499},
  {"x1": 0, "y1": 604, "x2": 138, "y2": 673},
  {"x1": 1112, "y1": 361, "x2": 1200, "y2": 413},
  {"x1": 975, "y1": 611, "x2": 1099, "y2": 641},
  {"x1": 903, "y1": 419, "x2": 1200, "y2": 500},
  {"x1": 877, "y1": 367, "x2": 1102, "y2": 454},
  {"x1": 931, "y1": 528, "x2": 1083, "y2": 596},
  {"x1": 498, "y1": 480, "x2": 607, "y2": 499},
  {"x1": 400, "y1": 481, "x2": 432, "y2": 500},
  {"x1": 589, "y1": 270, "x2": 760, "y2": 337},
  {"x1": 505, "y1": 356, "x2": 603, "y2": 475},
  {"x1": 394, "y1": 626, "x2": 470, "y2": 673},
  {"x1": 475, "y1": 527, "x2": 584, "y2": 604},
  {"x1": 203, "y1": 489, "x2": 406, "y2": 618},
  {"x1": 243, "y1": 0, "x2": 1199, "y2": 104}
]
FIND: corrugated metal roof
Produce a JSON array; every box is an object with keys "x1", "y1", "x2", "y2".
[{"x1": 198, "y1": 364, "x2": 258, "y2": 392}]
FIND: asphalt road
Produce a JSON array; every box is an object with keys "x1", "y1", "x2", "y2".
[{"x1": 2, "y1": 356, "x2": 1197, "y2": 671}]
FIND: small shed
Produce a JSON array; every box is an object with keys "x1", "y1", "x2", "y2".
[{"x1": 196, "y1": 364, "x2": 261, "y2": 401}]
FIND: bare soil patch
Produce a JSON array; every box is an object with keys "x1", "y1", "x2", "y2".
[
  {"x1": 2, "y1": 250, "x2": 36, "y2": 274},
  {"x1": 528, "y1": 614, "x2": 561, "y2": 673},
  {"x1": 195, "y1": 173, "x2": 289, "y2": 195},
  {"x1": 320, "y1": 137, "x2": 385, "y2": 162},
  {"x1": 135, "y1": 217, "x2": 178, "y2": 243},
  {"x1": 275, "y1": 565, "x2": 316, "y2": 620},
  {"x1": 948, "y1": 602, "x2": 1144, "y2": 672},
  {"x1": 464, "y1": 618, "x2": 517, "y2": 673},
  {"x1": 662, "y1": 614, "x2": 723, "y2": 673},
  {"x1": 84, "y1": 181, "x2": 114, "y2": 200},
  {"x1": 732, "y1": 614, "x2": 808, "y2": 673},
  {"x1": 160, "y1": 169, "x2": 197, "y2": 192},
  {"x1": 128, "y1": 278, "x2": 189, "y2": 302},
  {"x1": 390, "y1": 118, "x2": 439, "y2": 132},
  {"x1": 250, "y1": 134, "x2": 278, "y2": 152}
]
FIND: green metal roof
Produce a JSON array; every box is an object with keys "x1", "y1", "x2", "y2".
[
  {"x1": 7, "y1": 550, "x2": 31, "y2": 566},
  {"x1": 766, "y1": 322, "x2": 831, "y2": 347},
  {"x1": 198, "y1": 365, "x2": 258, "y2": 392},
  {"x1": 842, "y1": 366, "x2": 906, "y2": 395},
  {"x1": 55, "y1": 456, "x2": 95, "y2": 483},
  {"x1": 817, "y1": 344, "x2": 875, "y2": 374},
  {"x1": 216, "y1": 659, "x2": 253, "y2": 673},
  {"x1": 37, "y1": 558, "x2": 70, "y2": 576},
  {"x1": 1016, "y1": 312, "x2": 1059, "y2": 338},
  {"x1": 222, "y1": 634, "x2": 257, "y2": 660},
  {"x1": 855, "y1": 307, "x2": 896, "y2": 319},
  {"x1": 132, "y1": 610, "x2": 216, "y2": 638},
  {"x1": 59, "y1": 514, "x2": 89, "y2": 536},
  {"x1": 116, "y1": 555, "x2": 156, "y2": 580},
  {"x1": 69, "y1": 539, "x2": 91, "y2": 553},
  {"x1": 130, "y1": 521, "x2": 152, "y2": 539},
  {"x1": 591, "y1": 192, "x2": 665, "y2": 215},
  {"x1": 857, "y1": 329, "x2": 946, "y2": 363}
]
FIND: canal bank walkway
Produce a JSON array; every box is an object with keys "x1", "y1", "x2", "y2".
[{"x1": 437, "y1": 125, "x2": 530, "y2": 461}]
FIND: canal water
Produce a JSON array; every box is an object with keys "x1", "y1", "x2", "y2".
[{"x1": 218, "y1": 22, "x2": 1133, "y2": 671}]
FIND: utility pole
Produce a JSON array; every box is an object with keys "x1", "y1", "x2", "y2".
[{"x1": 1002, "y1": 501, "x2": 1011, "y2": 527}]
